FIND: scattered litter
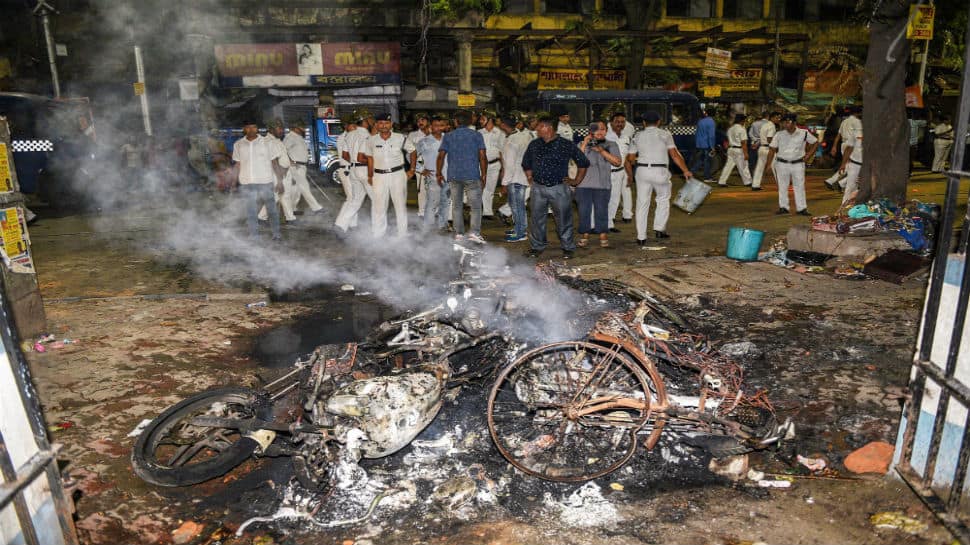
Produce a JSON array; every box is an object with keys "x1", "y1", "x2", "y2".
[
  {"x1": 547, "y1": 482, "x2": 621, "y2": 528},
  {"x1": 357, "y1": 292, "x2": 372, "y2": 296},
  {"x1": 642, "y1": 246, "x2": 667, "y2": 251},
  {"x1": 252, "y1": 536, "x2": 275, "y2": 545},
  {"x1": 844, "y1": 441, "x2": 894, "y2": 474},
  {"x1": 53, "y1": 421, "x2": 74, "y2": 431},
  {"x1": 797, "y1": 454, "x2": 827, "y2": 472},
  {"x1": 719, "y1": 341, "x2": 763, "y2": 360},
  {"x1": 223, "y1": 340, "x2": 232, "y2": 345},
  {"x1": 757, "y1": 479, "x2": 793, "y2": 488},
  {"x1": 863, "y1": 250, "x2": 931, "y2": 284},
  {"x1": 609, "y1": 482, "x2": 624, "y2": 491},
  {"x1": 172, "y1": 521, "x2": 204, "y2": 544},
  {"x1": 432, "y1": 476, "x2": 478, "y2": 510},
  {"x1": 341, "y1": 284, "x2": 355, "y2": 291},
  {"x1": 37, "y1": 334, "x2": 55, "y2": 343},
  {"x1": 33, "y1": 343, "x2": 46, "y2": 353},
  {"x1": 127, "y1": 419, "x2": 153, "y2": 438},
  {"x1": 709, "y1": 454, "x2": 749, "y2": 481},
  {"x1": 869, "y1": 511, "x2": 928, "y2": 534},
  {"x1": 805, "y1": 496, "x2": 815, "y2": 504},
  {"x1": 246, "y1": 301, "x2": 268, "y2": 308},
  {"x1": 746, "y1": 469, "x2": 765, "y2": 481}
]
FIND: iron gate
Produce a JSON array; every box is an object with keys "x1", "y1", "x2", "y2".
[{"x1": 895, "y1": 5, "x2": 970, "y2": 542}]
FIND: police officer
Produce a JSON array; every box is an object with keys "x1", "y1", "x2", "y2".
[
  {"x1": 335, "y1": 115, "x2": 358, "y2": 228},
  {"x1": 717, "y1": 114, "x2": 753, "y2": 187},
  {"x1": 837, "y1": 128, "x2": 863, "y2": 204},
  {"x1": 365, "y1": 113, "x2": 415, "y2": 237},
  {"x1": 825, "y1": 106, "x2": 862, "y2": 191},
  {"x1": 334, "y1": 109, "x2": 374, "y2": 233},
  {"x1": 406, "y1": 113, "x2": 431, "y2": 217},
  {"x1": 752, "y1": 111, "x2": 781, "y2": 190},
  {"x1": 626, "y1": 111, "x2": 692, "y2": 245},
  {"x1": 606, "y1": 111, "x2": 634, "y2": 231},
  {"x1": 478, "y1": 108, "x2": 505, "y2": 219},
  {"x1": 258, "y1": 118, "x2": 296, "y2": 224},
  {"x1": 766, "y1": 113, "x2": 819, "y2": 215},
  {"x1": 283, "y1": 119, "x2": 324, "y2": 217}
]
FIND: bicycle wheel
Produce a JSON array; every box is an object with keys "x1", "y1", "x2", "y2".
[
  {"x1": 487, "y1": 341, "x2": 656, "y2": 482},
  {"x1": 132, "y1": 387, "x2": 267, "y2": 487}
]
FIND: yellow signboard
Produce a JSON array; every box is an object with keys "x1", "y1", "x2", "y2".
[
  {"x1": 537, "y1": 69, "x2": 626, "y2": 91},
  {"x1": 703, "y1": 85, "x2": 722, "y2": 98},
  {"x1": 133, "y1": 82, "x2": 145, "y2": 96},
  {"x1": 0, "y1": 143, "x2": 12, "y2": 192},
  {"x1": 457, "y1": 93, "x2": 476, "y2": 107},
  {"x1": 699, "y1": 69, "x2": 762, "y2": 93},
  {"x1": 907, "y1": 5, "x2": 935, "y2": 40},
  {"x1": 703, "y1": 47, "x2": 732, "y2": 79}
]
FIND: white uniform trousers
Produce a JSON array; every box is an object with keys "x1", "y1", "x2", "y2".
[
  {"x1": 717, "y1": 148, "x2": 752, "y2": 186},
  {"x1": 635, "y1": 166, "x2": 672, "y2": 240},
  {"x1": 258, "y1": 171, "x2": 296, "y2": 222},
  {"x1": 825, "y1": 143, "x2": 850, "y2": 188},
  {"x1": 752, "y1": 146, "x2": 771, "y2": 188},
  {"x1": 607, "y1": 169, "x2": 631, "y2": 229},
  {"x1": 841, "y1": 161, "x2": 862, "y2": 204},
  {"x1": 336, "y1": 166, "x2": 358, "y2": 227},
  {"x1": 371, "y1": 170, "x2": 408, "y2": 237},
  {"x1": 933, "y1": 139, "x2": 953, "y2": 172},
  {"x1": 285, "y1": 164, "x2": 322, "y2": 213},
  {"x1": 416, "y1": 170, "x2": 427, "y2": 217},
  {"x1": 334, "y1": 166, "x2": 371, "y2": 231},
  {"x1": 774, "y1": 161, "x2": 808, "y2": 212},
  {"x1": 482, "y1": 161, "x2": 501, "y2": 216}
]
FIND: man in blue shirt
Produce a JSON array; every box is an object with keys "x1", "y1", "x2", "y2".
[
  {"x1": 437, "y1": 110, "x2": 487, "y2": 243},
  {"x1": 690, "y1": 109, "x2": 716, "y2": 182},
  {"x1": 521, "y1": 116, "x2": 591, "y2": 259}
]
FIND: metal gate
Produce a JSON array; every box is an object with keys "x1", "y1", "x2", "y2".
[{"x1": 894, "y1": 6, "x2": 970, "y2": 542}]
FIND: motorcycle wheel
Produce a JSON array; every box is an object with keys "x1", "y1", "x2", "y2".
[{"x1": 132, "y1": 387, "x2": 267, "y2": 487}]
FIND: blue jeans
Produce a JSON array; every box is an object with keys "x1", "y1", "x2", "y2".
[
  {"x1": 529, "y1": 183, "x2": 575, "y2": 252},
  {"x1": 690, "y1": 148, "x2": 712, "y2": 179},
  {"x1": 507, "y1": 183, "x2": 528, "y2": 238},
  {"x1": 241, "y1": 183, "x2": 280, "y2": 239},
  {"x1": 449, "y1": 179, "x2": 483, "y2": 235},
  {"x1": 575, "y1": 187, "x2": 610, "y2": 234},
  {"x1": 424, "y1": 178, "x2": 451, "y2": 230}
]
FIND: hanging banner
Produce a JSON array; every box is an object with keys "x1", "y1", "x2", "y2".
[
  {"x1": 215, "y1": 44, "x2": 298, "y2": 77},
  {"x1": 537, "y1": 69, "x2": 626, "y2": 90},
  {"x1": 698, "y1": 69, "x2": 762, "y2": 93},
  {"x1": 907, "y1": 5, "x2": 935, "y2": 40},
  {"x1": 703, "y1": 47, "x2": 732, "y2": 79}
]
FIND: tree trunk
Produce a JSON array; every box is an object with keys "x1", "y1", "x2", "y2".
[
  {"x1": 857, "y1": 0, "x2": 913, "y2": 203},
  {"x1": 622, "y1": 0, "x2": 658, "y2": 90}
]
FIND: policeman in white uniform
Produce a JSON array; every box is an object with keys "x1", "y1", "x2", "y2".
[
  {"x1": 406, "y1": 114, "x2": 431, "y2": 217},
  {"x1": 556, "y1": 111, "x2": 574, "y2": 142},
  {"x1": 626, "y1": 111, "x2": 692, "y2": 244},
  {"x1": 335, "y1": 116, "x2": 358, "y2": 227},
  {"x1": 825, "y1": 106, "x2": 862, "y2": 190},
  {"x1": 365, "y1": 113, "x2": 415, "y2": 237},
  {"x1": 837, "y1": 130, "x2": 863, "y2": 204},
  {"x1": 282, "y1": 119, "x2": 323, "y2": 216},
  {"x1": 606, "y1": 112, "x2": 634, "y2": 231},
  {"x1": 751, "y1": 111, "x2": 781, "y2": 190},
  {"x1": 931, "y1": 116, "x2": 953, "y2": 172},
  {"x1": 478, "y1": 109, "x2": 505, "y2": 219},
  {"x1": 258, "y1": 119, "x2": 295, "y2": 223},
  {"x1": 717, "y1": 114, "x2": 753, "y2": 187},
  {"x1": 334, "y1": 110, "x2": 375, "y2": 233},
  {"x1": 766, "y1": 113, "x2": 818, "y2": 215}
]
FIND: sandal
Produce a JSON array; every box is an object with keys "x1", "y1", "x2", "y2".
[
  {"x1": 600, "y1": 238, "x2": 610, "y2": 248},
  {"x1": 577, "y1": 237, "x2": 589, "y2": 248}
]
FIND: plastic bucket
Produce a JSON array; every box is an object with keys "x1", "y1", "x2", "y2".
[
  {"x1": 673, "y1": 178, "x2": 713, "y2": 214},
  {"x1": 726, "y1": 227, "x2": 765, "y2": 261}
]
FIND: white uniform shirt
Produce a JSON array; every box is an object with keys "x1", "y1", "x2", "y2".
[
  {"x1": 365, "y1": 132, "x2": 415, "y2": 171},
  {"x1": 501, "y1": 130, "x2": 532, "y2": 186},
  {"x1": 557, "y1": 123, "x2": 574, "y2": 142},
  {"x1": 336, "y1": 132, "x2": 350, "y2": 166},
  {"x1": 415, "y1": 134, "x2": 447, "y2": 178},
  {"x1": 631, "y1": 126, "x2": 676, "y2": 165},
  {"x1": 848, "y1": 132, "x2": 863, "y2": 163},
  {"x1": 620, "y1": 122, "x2": 636, "y2": 140},
  {"x1": 349, "y1": 127, "x2": 371, "y2": 165},
  {"x1": 759, "y1": 122, "x2": 777, "y2": 146},
  {"x1": 727, "y1": 124, "x2": 748, "y2": 147},
  {"x1": 770, "y1": 128, "x2": 818, "y2": 161},
  {"x1": 606, "y1": 128, "x2": 632, "y2": 159},
  {"x1": 479, "y1": 126, "x2": 506, "y2": 161},
  {"x1": 749, "y1": 119, "x2": 767, "y2": 146},
  {"x1": 266, "y1": 134, "x2": 290, "y2": 169},
  {"x1": 232, "y1": 135, "x2": 280, "y2": 184},
  {"x1": 839, "y1": 115, "x2": 862, "y2": 144},
  {"x1": 934, "y1": 123, "x2": 954, "y2": 139},
  {"x1": 283, "y1": 131, "x2": 309, "y2": 164},
  {"x1": 407, "y1": 129, "x2": 430, "y2": 165}
]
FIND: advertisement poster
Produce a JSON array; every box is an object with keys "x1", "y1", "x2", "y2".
[
  {"x1": 0, "y1": 207, "x2": 33, "y2": 273},
  {"x1": 0, "y1": 143, "x2": 13, "y2": 193},
  {"x1": 296, "y1": 43, "x2": 324, "y2": 76}
]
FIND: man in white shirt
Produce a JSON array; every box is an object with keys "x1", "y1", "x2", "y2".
[
  {"x1": 335, "y1": 117, "x2": 358, "y2": 228},
  {"x1": 931, "y1": 116, "x2": 954, "y2": 172},
  {"x1": 365, "y1": 113, "x2": 416, "y2": 237},
  {"x1": 837, "y1": 130, "x2": 863, "y2": 204},
  {"x1": 282, "y1": 120, "x2": 323, "y2": 218},
  {"x1": 825, "y1": 106, "x2": 862, "y2": 191},
  {"x1": 606, "y1": 112, "x2": 634, "y2": 231},
  {"x1": 752, "y1": 111, "x2": 781, "y2": 190},
  {"x1": 406, "y1": 114, "x2": 431, "y2": 217},
  {"x1": 556, "y1": 111, "x2": 574, "y2": 142},
  {"x1": 334, "y1": 110, "x2": 375, "y2": 233},
  {"x1": 498, "y1": 115, "x2": 531, "y2": 243},
  {"x1": 748, "y1": 111, "x2": 768, "y2": 175},
  {"x1": 258, "y1": 119, "x2": 296, "y2": 224},
  {"x1": 413, "y1": 116, "x2": 450, "y2": 231},
  {"x1": 717, "y1": 114, "x2": 753, "y2": 187},
  {"x1": 478, "y1": 109, "x2": 506, "y2": 219},
  {"x1": 232, "y1": 120, "x2": 284, "y2": 240},
  {"x1": 626, "y1": 111, "x2": 692, "y2": 245},
  {"x1": 766, "y1": 113, "x2": 819, "y2": 215}
]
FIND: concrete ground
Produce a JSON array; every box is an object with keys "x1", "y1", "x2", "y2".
[{"x1": 20, "y1": 167, "x2": 970, "y2": 544}]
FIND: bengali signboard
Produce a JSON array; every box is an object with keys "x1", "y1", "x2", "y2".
[
  {"x1": 0, "y1": 207, "x2": 33, "y2": 273},
  {"x1": 698, "y1": 69, "x2": 762, "y2": 94},
  {"x1": 703, "y1": 47, "x2": 732, "y2": 79},
  {"x1": 215, "y1": 42, "x2": 400, "y2": 87},
  {"x1": 322, "y1": 42, "x2": 401, "y2": 77},
  {"x1": 215, "y1": 44, "x2": 297, "y2": 77},
  {"x1": 537, "y1": 69, "x2": 626, "y2": 90},
  {"x1": 907, "y1": 5, "x2": 935, "y2": 40},
  {"x1": 0, "y1": 143, "x2": 12, "y2": 193}
]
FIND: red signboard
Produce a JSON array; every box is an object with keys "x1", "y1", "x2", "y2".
[
  {"x1": 322, "y1": 42, "x2": 400, "y2": 76},
  {"x1": 215, "y1": 44, "x2": 297, "y2": 77}
]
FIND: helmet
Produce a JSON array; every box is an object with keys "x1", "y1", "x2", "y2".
[
  {"x1": 352, "y1": 108, "x2": 373, "y2": 122},
  {"x1": 479, "y1": 108, "x2": 498, "y2": 120}
]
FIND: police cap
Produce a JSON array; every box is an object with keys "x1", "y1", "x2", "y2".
[
  {"x1": 641, "y1": 110, "x2": 661, "y2": 124},
  {"x1": 374, "y1": 112, "x2": 393, "y2": 122}
]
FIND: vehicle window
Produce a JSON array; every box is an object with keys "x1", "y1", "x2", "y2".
[
  {"x1": 548, "y1": 103, "x2": 586, "y2": 125},
  {"x1": 591, "y1": 103, "x2": 614, "y2": 122},
  {"x1": 670, "y1": 104, "x2": 691, "y2": 125},
  {"x1": 0, "y1": 99, "x2": 36, "y2": 137},
  {"x1": 633, "y1": 103, "x2": 666, "y2": 123},
  {"x1": 326, "y1": 122, "x2": 344, "y2": 136}
]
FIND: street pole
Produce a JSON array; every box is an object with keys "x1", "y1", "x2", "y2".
[
  {"x1": 134, "y1": 45, "x2": 153, "y2": 136},
  {"x1": 917, "y1": 1, "x2": 933, "y2": 92},
  {"x1": 32, "y1": 0, "x2": 61, "y2": 98}
]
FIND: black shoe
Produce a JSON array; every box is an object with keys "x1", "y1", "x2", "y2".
[
  {"x1": 621, "y1": 218, "x2": 632, "y2": 223},
  {"x1": 271, "y1": 234, "x2": 283, "y2": 242},
  {"x1": 718, "y1": 183, "x2": 728, "y2": 187},
  {"x1": 751, "y1": 186, "x2": 763, "y2": 191},
  {"x1": 775, "y1": 208, "x2": 790, "y2": 215},
  {"x1": 655, "y1": 231, "x2": 670, "y2": 240},
  {"x1": 824, "y1": 180, "x2": 836, "y2": 191},
  {"x1": 562, "y1": 250, "x2": 574, "y2": 260},
  {"x1": 609, "y1": 227, "x2": 621, "y2": 233},
  {"x1": 797, "y1": 209, "x2": 811, "y2": 216},
  {"x1": 525, "y1": 249, "x2": 542, "y2": 258},
  {"x1": 636, "y1": 239, "x2": 647, "y2": 247},
  {"x1": 483, "y1": 215, "x2": 495, "y2": 221}
]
